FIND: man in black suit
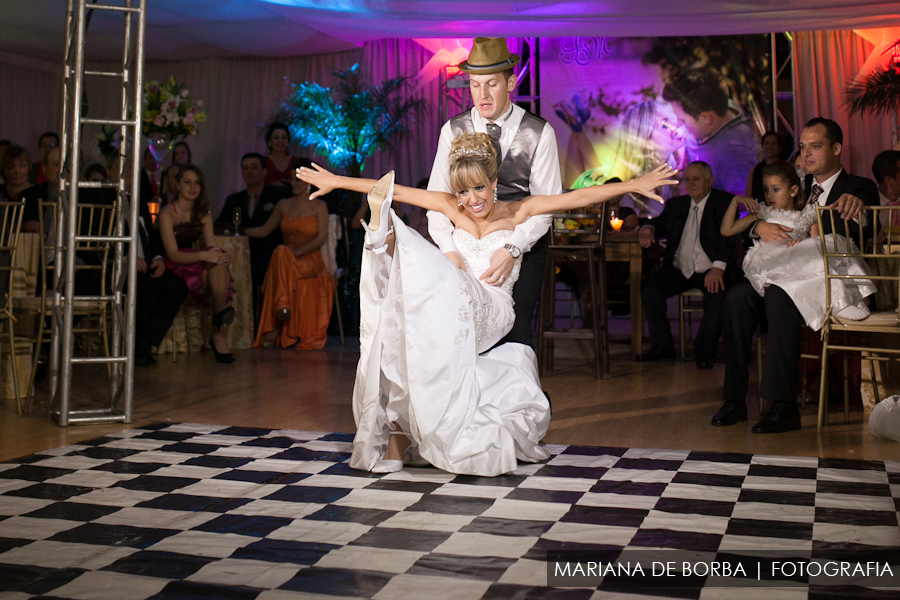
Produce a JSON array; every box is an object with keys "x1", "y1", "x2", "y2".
[
  {"x1": 714, "y1": 117, "x2": 879, "y2": 433},
  {"x1": 131, "y1": 197, "x2": 188, "y2": 367},
  {"x1": 636, "y1": 161, "x2": 737, "y2": 368},
  {"x1": 215, "y1": 153, "x2": 292, "y2": 302}
]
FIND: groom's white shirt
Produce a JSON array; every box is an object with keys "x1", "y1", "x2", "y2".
[{"x1": 426, "y1": 104, "x2": 562, "y2": 255}]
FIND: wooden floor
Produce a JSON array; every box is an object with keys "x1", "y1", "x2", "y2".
[{"x1": 3, "y1": 336, "x2": 899, "y2": 464}]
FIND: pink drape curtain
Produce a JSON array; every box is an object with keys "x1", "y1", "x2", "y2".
[
  {"x1": 794, "y1": 30, "x2": 893, "y2": 179},
  {"x1": 361, "y1": 39, "x2": 441, "y2": 189}
]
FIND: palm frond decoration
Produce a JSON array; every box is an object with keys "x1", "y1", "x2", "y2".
[
  {"x1": 271, "y1": 63, "x2": 428, "y2": 177},
  {"x1": 844, "y1": 65, "x2": 900, "y2": 118}
]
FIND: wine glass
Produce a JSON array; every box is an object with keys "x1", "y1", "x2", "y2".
[{"x1": 232, "y1": 207, "x2": 242, "y2": 236}]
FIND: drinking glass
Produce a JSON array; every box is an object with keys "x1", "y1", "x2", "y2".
[{"x1": 232, "y1": 207, "x2": 242, "y2": 236}]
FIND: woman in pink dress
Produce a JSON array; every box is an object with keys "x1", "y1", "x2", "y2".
[{"x1": 157, "y1": 165, "x2": 237, "y2": 363}]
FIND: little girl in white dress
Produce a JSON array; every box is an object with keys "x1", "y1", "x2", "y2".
[{"x1": 720, "y1": 161, "x2": 876, "y2": 331}]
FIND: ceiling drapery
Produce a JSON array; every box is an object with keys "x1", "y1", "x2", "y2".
[{"x1": 2, "y1": 1, "x2": 900, "y2": 61}]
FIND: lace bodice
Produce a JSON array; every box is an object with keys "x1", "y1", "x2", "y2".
[
  {"x1": 756, "y1": 203, "x2": 816, "y2": 241},
  {"x1": 452, "y1": 229, "x2": 523, "y2": 295}
]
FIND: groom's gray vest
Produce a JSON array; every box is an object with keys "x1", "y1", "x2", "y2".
[{"x1": 449, "y1": 110, "x2": 546, "y2": 202}]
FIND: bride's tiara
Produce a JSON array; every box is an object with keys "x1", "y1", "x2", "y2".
[{"x1": 450, "y1": 147, "x2": 492, "y2": 160}]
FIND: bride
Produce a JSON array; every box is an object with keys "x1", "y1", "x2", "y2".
[{"x1": 298, "y1": 133, "x2": 676, "y2": 476}]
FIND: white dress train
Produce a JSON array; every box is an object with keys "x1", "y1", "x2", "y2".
[
  {"x1": 349, "y1": 214, "x2": 551, "y2": 476},
  {"x1": 742, "y1": 204, "x2": 877, "y2": 331}
]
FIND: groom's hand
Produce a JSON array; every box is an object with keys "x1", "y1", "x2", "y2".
[
  {"x1": 445, "y1": 251, "x2": 466, "y2": 272},
  {"x1": 481, "y1": 248, "x2": 514, "y2": 286}
]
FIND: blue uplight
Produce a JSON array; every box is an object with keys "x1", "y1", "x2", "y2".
[{"x1": 256, "y1": 0, "x2": 367, "y2": 13}]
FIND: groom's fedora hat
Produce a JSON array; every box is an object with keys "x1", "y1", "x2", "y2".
[{"x1": 458, "y1": 37, "x2": 520, "y2": 75}]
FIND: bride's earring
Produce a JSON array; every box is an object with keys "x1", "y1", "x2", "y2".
[
  {"x1": 493, "y1": 186, "x2": 498, "y2": 204},
  {"x1": 457, "y1": 197, "x2": 463, "y2": 207}
]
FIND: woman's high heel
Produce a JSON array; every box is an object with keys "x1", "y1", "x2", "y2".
[
  {"x1": 212, "y1": 306, "x2": 235, "y2": 328},
  {"x1": 209, "y1": 335, "x2": 236, "y2": 364},
  {"x1": 361, "y1": 171, "x2": 395, "y2": 250}
]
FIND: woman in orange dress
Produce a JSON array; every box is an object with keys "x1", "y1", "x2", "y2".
[{"x1": 247, "y1": 175, "x2": 333, "y2": 350}]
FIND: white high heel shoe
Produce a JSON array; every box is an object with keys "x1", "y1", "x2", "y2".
[
  {"x1": 371, "y1": 429, "x2": 407, "y2": 474},
  {"x1": 361, "y1": 171, "x2": 395, "y2": 251}
]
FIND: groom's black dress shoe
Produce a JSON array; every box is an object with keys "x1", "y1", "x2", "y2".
[
  {"x1": 696, "y1": 358, "x2": 715, "y2": 369},
  {"x1": 711, "y1": 403, "x2": 747, "y2": 426},
  {"x1": 752, "y1": 403, "x2": 802, "y2": 434},
  {"x1": 635, "y1": 346, "x2": 676, "y2": 362}
]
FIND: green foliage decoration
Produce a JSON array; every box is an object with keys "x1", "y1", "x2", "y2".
[{"x1": 271, "y1": 64, "x2": 427, "y2": 176}]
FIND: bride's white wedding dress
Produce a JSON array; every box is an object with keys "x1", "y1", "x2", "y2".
[{"x1": 349, "y1": 213, "x2": 551, "y2": 476}]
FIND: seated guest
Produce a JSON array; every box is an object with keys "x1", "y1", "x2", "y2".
[
  {"x1": 116, "y1": 158, "x2": 190, "y2": 367},
  {"x1": 142, "y1": 147, "x2": 159, "y2": 199},
  {"x1": 159, "y1": 164, "x2": 180, "y2": 206},
  {"x1": 29, "y1": 132, "x2": 59, "y2": 185},
  {"x1": 636, "y1": 161, "x2": 737, "y2": 368},
  {"x1": 872, "y1": 150, "x2": 900, "y2": 229},
  {"x1": 0, "y1": 144, "x2": 33, "y2": 201},
  {"x1": 157, "y1": 165, "x2": 237, "y2": 364},
  {"x1": 246, "y1": 173, "x2": 333, "y2": 350},
  {"x1": 745, "y1": 131, "x2": 783, "y2": 203},
  {"x1": 129, "y1": 194, "x2": 189, "y2": 367},
  {"x1": 216, "y1": 153, "x2": 292, "y2": 301},
  {"x1": 722, "y1": 161, "x2": 875, "y2": 330},
  {"x1": 663, "y1": 69, "x2": 758, "y2": 198},
  {"x1": 21, "y1": 147, "x2": 61, "y2": 233},
  {"x1": 264, "y1": 122, "x2": 300, "y2": 189},
  {"x1": 171, "y1": 141, "x2": 191, "y2": 166},
  {"x1": 84, "y1": 163, "x2": 109, "y2": 182},
  {"x1": 715, "y1": 117, "x2": 879, "y2": 433}
]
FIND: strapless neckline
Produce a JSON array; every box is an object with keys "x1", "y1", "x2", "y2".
[
  {"x1": 453, "y1": 229, "x2": 513, "y2": 243},
  {"x1": 451, "y1": 228, "x2": 521, "y2": 295}
]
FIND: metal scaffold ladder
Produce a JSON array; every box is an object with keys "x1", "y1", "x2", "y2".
[{"x1": 52, "y1": 0, "x2": 147, "y2": 425}]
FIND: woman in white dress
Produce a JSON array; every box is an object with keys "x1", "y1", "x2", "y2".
[
  {"x1": 720, "y1": 161, "x2": 876, "y2": 332},
  {"x1": 298, "y1": 134, "x2": 676, "y2": 476}
]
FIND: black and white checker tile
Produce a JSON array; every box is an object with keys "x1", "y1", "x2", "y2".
[{"x1": 0, "y1": 423, "x2": 899, "y2": 599}]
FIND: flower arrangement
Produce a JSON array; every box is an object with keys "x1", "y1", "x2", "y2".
[{"x1": 142, "y1": 77, "x2": 207, "y2": 139}]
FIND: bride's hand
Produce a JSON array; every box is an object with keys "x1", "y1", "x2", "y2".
[
  {"x1": 296, "y1": 164, "x2": 339, "y2": 200},
  {"x1": 633, "y1": 165, "x2": 679, "y2": 204}
]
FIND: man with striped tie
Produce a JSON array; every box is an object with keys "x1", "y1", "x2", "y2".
[{"x1": 715, "y1": 117, "x2": 879, "y2": 434}]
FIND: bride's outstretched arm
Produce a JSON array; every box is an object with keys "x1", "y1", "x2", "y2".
[
  {"x1": 518, "y1": 165, "x2": 678, "y2": 219},
  {"x1": 297, "y1": 164, "x2": 456, "y2": 216}
]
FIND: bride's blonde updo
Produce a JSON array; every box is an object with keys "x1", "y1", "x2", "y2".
[{"x1": 449, "y1": 133, "x2": 497, "y2": 195}]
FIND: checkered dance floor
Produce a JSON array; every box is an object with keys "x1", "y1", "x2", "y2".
[{"x1": 1, "y1": 423, "x2": 899, "y2": 599}]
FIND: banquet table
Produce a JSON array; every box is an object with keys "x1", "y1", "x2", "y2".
[
  {"x1": 2, "y1": 233, "x2": 39, "y2": 400},
  {"x1": 157, "y1": 235, "x2": 254, "y2": 355},
  {"x1": 605, "y1": 230, "x2": 646, "y2": 357}
]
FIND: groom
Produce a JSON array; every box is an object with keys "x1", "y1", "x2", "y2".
[{"x1": 427, "y1": 37, "x2": 563, "y2": 348}]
